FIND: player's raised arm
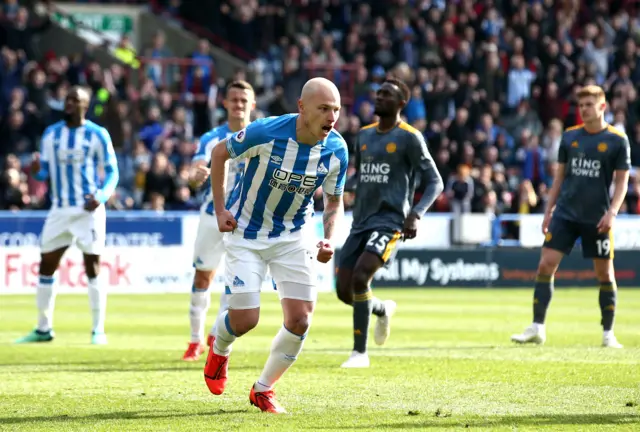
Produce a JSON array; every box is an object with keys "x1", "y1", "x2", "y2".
[
  {"x1": 407, "y1": 132, "x2": 444, "y2": 218},
  {"x1": 93, "y1": 127, "x2": 120, "y2": 205}
]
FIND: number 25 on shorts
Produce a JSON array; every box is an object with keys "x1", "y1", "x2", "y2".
[{"x1": 367, "y1": 231, "x2": 390, "y2": 253}]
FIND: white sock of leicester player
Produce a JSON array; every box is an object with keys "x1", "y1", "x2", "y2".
[
  {"x1": 213, "y1": 310, "x2": 237, "y2": 356},
  {"x1": 36, "y1": 275, "x2": 57, "y2": 332},
  {"x1": 190, "y1": 285, "x2": 211, "y2": 343},
  {"x1": 87, "y1": 277, "x2": 106, "y2": 334},
  {"x1": 209, "y1": 293, "x2": 229, "y2": 336},
  {"x1": 254, "y1": 325, "x2": 306, "y2": 392}
]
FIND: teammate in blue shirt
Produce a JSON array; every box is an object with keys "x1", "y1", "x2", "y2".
[
  {"x1": 16, "y1": 87, "x2": 119, "y2": 345},
  {"x1": 182, "y1": 80, "x2": 255, "y2": 361},
  {"x1": 203, "y1": 78, "x2": 348, "y2": 414}
]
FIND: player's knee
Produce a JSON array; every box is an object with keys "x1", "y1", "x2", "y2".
[
  {"x1": 38, "y1": 260, "x2": 56, "y2": 277},
  {"x1": 537, "y1": 261, "x2": 554, "y2": 276},
  {"x1": 227, "y1": 308, "x2": 260, "y2": 336},
  {"x1": 335, "y1": 280, "x2": 353, "y2": 305},
  {"x1": 39, "y1": 251, "x2": 62, "y2": 276},
  {"x1": 194, "y1": 270, "x2": 214, "y2": 290},
  {"x1": 537, "y1": 253, "x2": 560, "y2": 276},
  {"x1": 352, "y1": 268, "x2": 372, "y2": 292},
  {"x1": 336, "y1": 289, "x2": 352, "y2": 305},
  {"x1": 335, "y1": 268, "x2": 354, "y2": 304},
  {"x1": 284, "y1": 313, "x2": 312, "y2": 336},
  {"x1": 83, "y1": 255, "x2": 100, "y2": 279},
  {"x1": 231, "y1": 320, "x2": 259, "y2": 336}
]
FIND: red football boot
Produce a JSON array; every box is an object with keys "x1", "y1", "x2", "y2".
[
  {"x1": 249, "y1": 385, "x2": 286, "y2": 414},
  {"x1": 182, "y1": 342, "x2": 205, "y2": 361},
  {"x1": 203, "y1": 346, "x2": 228, "y2": 395}
]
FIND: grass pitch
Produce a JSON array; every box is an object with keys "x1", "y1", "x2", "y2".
[{"x1": 1, "y1": 289, "x2": 639, "y2": 431}]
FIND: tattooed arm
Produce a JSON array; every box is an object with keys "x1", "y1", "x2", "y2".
[{"x1": 322, "y1": 192, "x2": 344, "y2": 241}]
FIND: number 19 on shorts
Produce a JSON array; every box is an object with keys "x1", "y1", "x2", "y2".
[{"x1": 596, "y1": 238, "x2": 612, "y2": 258}]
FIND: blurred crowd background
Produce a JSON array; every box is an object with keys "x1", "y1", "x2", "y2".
[{"x1": 1, "y1": 0, "x2": 640, "y2": 239}]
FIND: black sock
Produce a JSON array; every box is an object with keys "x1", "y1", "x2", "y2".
[
  {"x1": 533, "y1": 274, "x2": 554, "y2": 324},
  {"x1": 371, "y1": 298, "x2": 386, "y2": 317},
  {"x1": 599, "y1": 282, "x2": 617, "y2": 331},
  {"x1": 353, "y1": 290, "x2": 373, "y2": 354}
]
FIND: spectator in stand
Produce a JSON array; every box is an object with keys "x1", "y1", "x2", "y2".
[
  {"x1": 2, "y1": 0, "x2": 640, "y2": 222},
  {"x1": 0, "y1": 5, "x2": 51, "y2": 60},
  {"x1": 143, "y1": 31, "x2": 175, "y2": 88},
  {"x1": 446, "y1": 164, "x2": 475, "y2": 214},
  {"x1": 142, "y1": 152, "x2": 171, "y2": 202},
  {"x1": 0, "y1": 165, "x2": 28, "y2": 209},
  {"x1": 138, "y1": 105, "x2": 164, "y2": 151}
]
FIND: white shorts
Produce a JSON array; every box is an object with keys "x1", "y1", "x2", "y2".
[
  {"x1": 40, "y1": 206, "x2": 106, "y2": 255},
  {"x1": 192, "y1": 211, "x2": 226, "y2": 271},
  {"x1": 223, "y1": 230, "x2": 318, "y2": 309}
]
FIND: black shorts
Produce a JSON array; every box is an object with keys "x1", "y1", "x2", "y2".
[
  {"x1": 543, "y1": 216, "x2": 614, "y2": 259},
  {"x1": 338, "y1": 228, "x2": 402, "y2": 269}
]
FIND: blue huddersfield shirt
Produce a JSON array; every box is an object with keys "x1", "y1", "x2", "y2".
[
  {"x1": 37, "y1": 120, "x2": 119, "y2": 208},
  {"x1": 225, "y1": 113, "x2": 349, "y2": 239}
]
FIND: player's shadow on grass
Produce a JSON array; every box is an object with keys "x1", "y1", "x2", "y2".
[
  {"x1": 0, "y1": 360, "x2": 257, "y2": 373},
  {"x1": 307, "y1": 413, "x2": 640, "y2": 429},
  {"x1": 303, "y1": 346, "x2": 498, "y2": 353},
  {"x1": 0, "y1": 409, "x2": 249, "y2": 425},
  {"x1": 22, "y1": 365, "x2": 257, "y2": 374},
  {"x1": 0, "y1": 360, "x2": 156, "y2": 367}
]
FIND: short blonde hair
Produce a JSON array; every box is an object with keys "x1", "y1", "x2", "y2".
[
  {"x1": 576, "y1": 85, "x2": 605, "y2": 103},
  {"x1": 226, "y1": 80, "x2": 255, "y2": 95}
]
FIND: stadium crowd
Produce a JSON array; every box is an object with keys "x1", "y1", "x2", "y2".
[{"x1": 2, "y1": 0, "x2": 640, "y2": 227}]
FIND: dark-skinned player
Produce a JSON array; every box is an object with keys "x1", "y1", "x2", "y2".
[
  {"x1": 16, "y1": 87, "x2": 119, "y2": 345},
  {"x1": 336, "y1": 77, "x2": 444, "y2": 368}
]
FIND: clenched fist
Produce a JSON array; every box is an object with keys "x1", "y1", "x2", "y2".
[{"x1": 316, "y1": 239, "x2": 334, "y2": 263}]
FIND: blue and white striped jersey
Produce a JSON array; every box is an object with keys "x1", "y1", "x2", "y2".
[
  {"x1": 39, "y1": 120, "x2": 119, "y2": 209},
  {"x1": 193, "y1": 123, "x2": 246, "y2": 215},
  {"x1": 225, "y1": 113, "x2": 349, "y2": 240}
]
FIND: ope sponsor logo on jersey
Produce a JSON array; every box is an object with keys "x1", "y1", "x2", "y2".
[
  {"x1": 360, "y1": 162, "x2": 390, "y2": 184},
  {"x1": 57, "y1": 147, "x2": 88, "y2": 164},
  {"x1": 269, "y1": 168, "x2": 318, "y2": 195},
  {"x1": 571, "y1": 156, "x2": 601, "y2": 178}
]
